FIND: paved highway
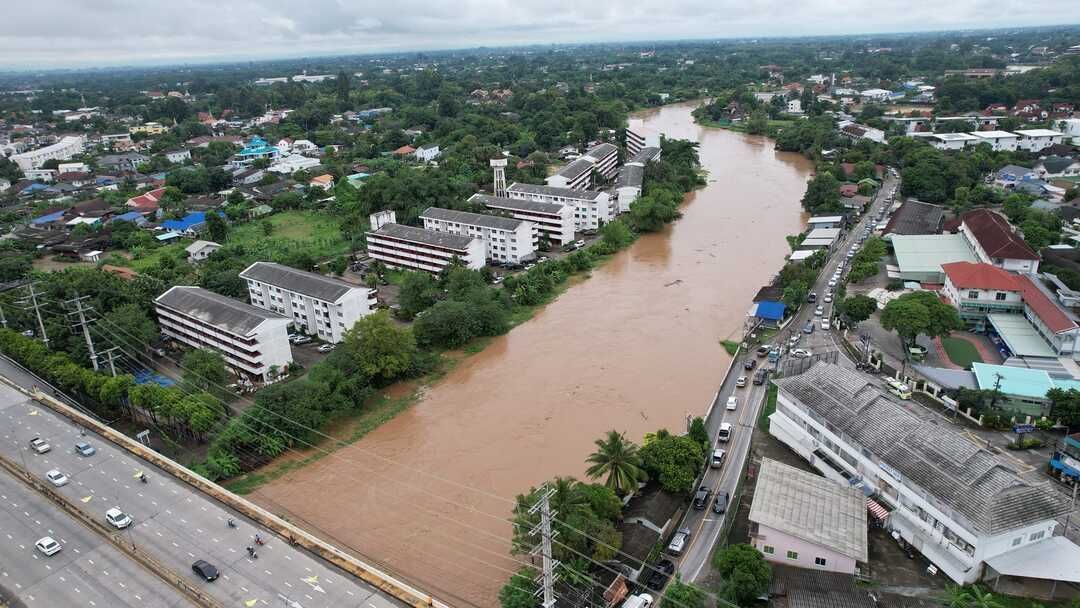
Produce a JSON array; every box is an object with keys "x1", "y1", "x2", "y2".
[
  {"x1": 676, "y1": 171, "x2": 899, "y2": 583},
  {"x1": 0, "y1": 465, "x2": 189, "y2": 608},
  {"x1": 0, "y1": 373, "x2": 405, "y2": 608}
]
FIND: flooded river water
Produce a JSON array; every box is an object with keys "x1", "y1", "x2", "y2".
[{"x1": 253, "y1": 102, "x2": 812, "y2": 607}]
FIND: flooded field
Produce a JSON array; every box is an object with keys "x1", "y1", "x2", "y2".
[{"x1": 253, "y1": 101, "x2": 813, "y2": 606}]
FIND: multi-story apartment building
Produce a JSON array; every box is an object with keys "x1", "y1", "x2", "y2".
[
  {"x1": 969, "y1": 130, "x2": 1019, "y2": 151},
  {"x1": 582, "y1": 143, "x2": 619, "y2": 181},
  {"x1": 940, "y1": 262, "x2": 1026, "y2": 330},
  {"x1": 507, "y1": 183, "x2": 612, "y2": 231},
  {"x1": 1014, "y1": 129, "x2": 1064, "y2": 153},
  {"x1": 956, "y1": 208, "x2": 1039, "y2": 273},
  {"x1": 11, "y1": 136, "x2": 85, "y2": 172},
  {"x1": 470, "y1": 193, "x2": 575, "y2": 246},
  {"x1": 154, "y1": 286, "x2": 292, "y2": 381},
  {"x1": 545, "y1": 157, "x2": 595, "y2": 190},
  {"x1": 614, "y1": 164, "x2": 644, "y2": 213},
  {"x1": 240, "y1": 262, "x2": 377, "y2": 344},
  {"x1": 770, "y1": 363, "x2": 1071, "y2": 585},
  {"x1": 419, "y1": 207, "x2": 536, "y2": 264},
  {"x1": 366, "y1": 223, "x2": 484, "y2": 274},
  {"x1": 626, "y1": 118, "x2": 661, "y2": 157}
]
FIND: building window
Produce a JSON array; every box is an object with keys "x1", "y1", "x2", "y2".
[
  {"x1": 967, "y1": 291, "x2": 979, "y2": 299},
  {"x1": 762, "y1": 545, "x2": 774, "y2": 555},
  {"x1": 995, "y1": 292, "x2": 1007, "y2": 301},
  {"x1": 814, "y1": 557, "x2": 827, "y2": 566},
  {"x1": 1029, "y1": 531, "x2": 1045, "y2": 542},
  {"x1": 786, "y1": 550, "x2": 798, "y2": 560},
  {"x1": 1012, "y1": 536, "x2": 1022, "y2": 547}
]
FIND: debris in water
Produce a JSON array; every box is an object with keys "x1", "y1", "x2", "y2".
[{"x1": 664, "y1": 279, "x2": 683, "y2": 287}]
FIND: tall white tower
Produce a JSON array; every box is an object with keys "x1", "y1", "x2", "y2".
[{"x1": 491, "y1": 157, "x2": 507, "y2": 198}]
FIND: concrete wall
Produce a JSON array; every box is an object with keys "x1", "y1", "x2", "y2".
[{"x1": 754, "y1": 523, "x2": 857, "y2": 574}]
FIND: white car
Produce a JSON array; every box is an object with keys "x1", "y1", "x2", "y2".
[
  {"x1": 105, "y1": 507, "x2": 133, "y2": 529},
  {"x1": 821, "y1": 319, "x2": 831, "y2": 330},
  {"x1": 317, "y1": 343, "x2": 335, "y2": 353},
  {"x1": 726, "y1": 396, "x2": 738, "y2": 411},
  {"x1": 36, "y1": 536, "x2": 62, "y2": 556},
  {"x1": 735, "y1": 376, "x2": 747, "y2": 388},
  {"x1": 791, "y1": 348, "x2": 812, "y2": 358},
  {"x1": 29, "y1": 437, "x2": 51, "y2": 454},
  {"x1": 823, "y1": 295, "x2": 833, "y2": 303},
  {"x1": 814, "y1": 306, "x2": 824, "y2": 316},
  {"x1": 45, "y1": 469, "x2": 68, "y2": 487},
  {"x1": 828, "y1": 279, "x2": 837, "y2": 287}
]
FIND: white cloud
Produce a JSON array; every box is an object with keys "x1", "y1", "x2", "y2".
[{"x1": 0, "y1": 0, "x2": 1075, "y2": 68}]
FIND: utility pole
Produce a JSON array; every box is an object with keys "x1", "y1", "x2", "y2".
[
  {"x1": 65, "y1": 293, "x2": 98, "y2": 371},
  {"x1": 100, "y1": 347, "x2": 119, "y2": 377},
  {"x1": 19, "y1": 282, "x2": 49, "y2": 346},
  {"x1": 529, "y1": 486, "x2": 558, "y2": 608}
]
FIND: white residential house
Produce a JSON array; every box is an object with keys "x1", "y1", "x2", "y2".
[
  {"x1": 420, "y1": 207, "x2": 536, "y2": 264},
  {"x1": 769, "y1": 363, "x2": 1072, "y2": 585},
  {"x1": 923, "y1": 133, "x2": 979, "y2": 151},
  {"x1": 507, "y1": 183, "x2": 613, "y2": 231},
  {"x1": 471, "y1": 193, "x2": 575, "y2": 246},
  {"x1": 154, "y1": 286, "x2": 292, "y2": 381},
  {"x1": 957, "y1": 208, "x2": 1040, "y2": 273},
  {"x1": 269, "y1": 154, "x2": 320, "y2": 174},
  {"x1": 240, "y1": 262, "x2": 377, "y2": 344},
  {"x1": 414, "y1": 144, "x2": 441, "y2": 163},
  {"x1": 185, "y1": 240, "x2": 221, "y2": 263},
  {"x1": 24, "y1": 169, "x2": 57, "y2": 182},
  {"x1": 366, "y1": 223, "x2": 484, "y2": 274},
  {"x1": 291, "y1": 139, "x2": 318, "y2": 154},
  {"x1": 786, "y1": 99, "x2": 803, "y2": 114},
  {"x1": 57, "y1": 162, "x2": 89, "y2": 174},
  {"x1": 1014, "y1": 129, "x2": 1064, "y2": 153},
  {"x1": 164, "y1": 149, "x2": 192, "y2": 164},
  {"x1": 859, "y1": 88, "x2": 892, "y2": 102},
  {"x1": 969, "y1": 131, "x2": 1019, "y2": 152}
]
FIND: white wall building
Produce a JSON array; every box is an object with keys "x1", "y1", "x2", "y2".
[
  {"x1": 626, "y1": 118, "x2": 661, "y2": 158},
  {"x1": 614, "y1": 164, "x2": 644, "y2": 213},
  {"x1": 366, "y1": 223, "x2": 484, "y2": 274},
  {"x1": 471, "y1": 193, "x2": 575, "y2": 246},
  {"x1": 969, "y1": 131, "x2": 1019, "y2": 152},
  {"x1": 507, "y1": 183, "x2": 612, "y2": 231},
  {"x1": 420, "y1": 207, "x2": 536, "y2": 264},
  {"x1": 581, "y1": 143, "x2": 619, "y2": 181},
  {"x1": 414, "y1": 144, "x2": 441, "y2": 163},
  {"x1": 164, "y1": 149, "x2": 192, "y2": 164},
  {"x1": 269, "y1": 154, "x2": 321, "y2": 174},
  {"x1": 923, "y1": 133, "x2": 980, "y2": 151},
  {"x1": 770, "y1": 363, "x2": 1072, "y2": 585},
  {"x1": 545, "y1": 157, "x2": 595, "y2": 190},
  {"x1": 11, "y1": 136, "x2": 85, "y2": 172},
  {"x1": 787, "y1": 99, "x2": 803, "y2": 114},
  {"x1": 240, "y1": 261, "x2": 377, "y2": 344},
  {"x1": 185, "y1": 240, "x2": 221, "y2": 263},
  {"x1": 1014, "y1": 129, "x2": 1064, "y2": 152},
  {"x1": 154, "y1": 286, "x2": 292, "y2": 381}
]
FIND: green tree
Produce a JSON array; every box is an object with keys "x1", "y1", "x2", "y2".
[
  {"x1": 688, "y1": 417, "x2": 708, "y2": 448},
  {"x1": 205, "y1": 212, "x2": 229, "y2": 242},
  {"x1": 499, "y1": 568, "x2": 539, "y2": 608},
  {"x1": 397, "y1": 272, "x2": 439, "y2": 320},
  {"x1": 801, "y1": 171, "x2": 841, "y2": 212},
  {"x1": 639, "y1": 432, "x2": 705, "y2": 494},
  {"x1": 1045, "y1": 388, "x2": 1080, "y2": 428},
  {"x1": 342, "y1": 311, "x2": 417, "y2": 386},
  {"x1": 841, "y1": 294, "x2": 877, "y2": 325},
  {"x1": 661, "y1": 578, "x2": 707, "y2": 608},
  {"x1": 713, "y1": 544, "x2": 771, "y2": 605},
  {"x1": 745, "y1": 109, "x2": 768, "y2": 135},
  {"x1": 101, "y1": 304, "x2": 159, "y2": 351},
  {"x1": 413, "y1": 300, "x2": 480, "y2": 348},
  {"x1": 584, "y1": 430, "x2": 645, "y2": 496},
  {"x1": 881, "y1": 290, "x2": 962, "y2": 347},
  {"x1": 181, "y1": 349, "x2": 228, "y2": 395},
  {"x1": 600, "y1": 219, "x2": 635, "y2": 249}
]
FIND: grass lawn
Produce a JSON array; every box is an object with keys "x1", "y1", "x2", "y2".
[
  {"x1": 758, "y1": 383, "x2": 777, "y2": 432},
  {"x1": 227, "y1": 210, "x2": 348, "y2": 261},
  {"x1": 941, "y1": 336, "x2": 983, "y2": 369},
  {"x1": 720, "y1": 340, "x2": 740, "y2": 356},
  {"x1": 124, "y1": 242, "x2": 190, "y2": 273}
]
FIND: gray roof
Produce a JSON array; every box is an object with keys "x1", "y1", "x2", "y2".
[
  {"x1": 420, "y1": 206, "x2": 524, "y2": 231},
  {"x1": 239, "y1": 262, "x2": 364, "y2": 303},
  {"x1": 469, "y1": 193, "x2": 566, "y2": 215},
  {"x1": 155, "y1": 286, "x2": 285, "y2": 336},
  {"x1": 884, "y1": 200, "x2": 945, "y2": 235},
  {"x1": 750, "y1": 458, "x2": 868, "y2": 562},
  {"x1": 555, "y1": 158, "x2": 594, "y2": 180},
  {"x1": 998, "y1": 164, "x2": 1035, "y2": 178},
  {"x1": 774, "y1": 363, "x2": 1072, "y2": 536},
  {"x1": 615, "y1": 164, "x2": 643, "y2": 189},
  {"x1": 628, "y1": 146, "x2": 660, "y2": 165},
  {"x1": 585, "y1": 142, "x2": 618, "y2": 160},
  {"x1": 507, "y1": 182, "x2": 605, "y2": 201},
  {"x1": 368, "y1": 223, "x2": 475, "y2": 250}
]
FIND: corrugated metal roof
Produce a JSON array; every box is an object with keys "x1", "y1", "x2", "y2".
[
  {"x1": 240, "y1": 262, "x2": 363, "y2": 303},
  {"x1": 155, "y1": 286, "x2": 285, "y2": 336},
  {"x1": 420, "y1": 207, "x2": 524, "y2": 231}
]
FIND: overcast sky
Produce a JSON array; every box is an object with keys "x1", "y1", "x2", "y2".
[{"x1": 2, "y1": 1, "x2": 1076, "y2": 70}]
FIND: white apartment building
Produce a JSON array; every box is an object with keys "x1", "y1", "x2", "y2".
[
  {"x1": 919, "y1": 132, "x2": 979, "y2": 151},
  {"x1": 546, "y1": 157, "x2": 595, "y2": 190},
  {"x1": 581, "y1": 143, "x2": 619, "y2": 181},
  {"x1": 770, "y1": 363, "x2": 1072, "y2": 585},
  {"x1": 626, "y1": 118, "x2": 661, "y2": 157},
  {"x1": 507, "y1": 183, "x2": 612, "y2": 231},
  {"x1": 154, "y1": 286, "x2": 292, "y2": 381},
  {"x1": 471, "y1": 193, "x2": 575, "y2": 246},
  {"x1": 420, "y1": 207, "x2": 536, "y2": 264},
  {"x1": 1014, "y1": 129, "x2": 1064, "y2": 152},
  {"x1": 11, "y1": 136, "x2": 85, "y2": 172},
  {"x1": 366, "y1": 223, "x2": 484, "y2": 274},
  {"x1": 614, "y1": 164, "x2": 644, "y2": 213},
  {"x1": 240, "y1": 261, "x2": 377, "y2": 344},
  {"x1": 627, "y1": 146, "x2": 661, "y2": 166},
  {"x1": 969, "y1": 130, "x2": 1019, "y2": 151}
]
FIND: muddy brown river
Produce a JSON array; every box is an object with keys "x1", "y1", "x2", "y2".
[{"x1": 253, "y1": 102, "x2": 812, "y2": 607}]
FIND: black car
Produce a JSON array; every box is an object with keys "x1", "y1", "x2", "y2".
[
  {"x1": 752, "y1": 369, "x2": 767, "y2": 385},
  {"x1": 755, "y1": 345, "x2": 770, "y2": 358},
  {"x1": 713, "y1": 491, "x2": 730, "y2": 514},
  {"x1": 743, "y1": 359, "x2": 757, "y2": 370},
  {"x1": 192, "y1": 559, "x2": 219, "y2": 582},
  {"x1": 692, "y1": 485, "x2": 710, "y2": 510},
  {"x1": 645, "y1": 559, "x2": 676, "y2": 591},
  {"x1": 807, "y1": 292, "x2": 817, "y2": 303}
]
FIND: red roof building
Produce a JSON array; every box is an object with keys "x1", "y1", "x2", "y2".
[
  {"x1": 392, "y1": 145, "x2": 416, "y2": 156},
  {"x1": 126, "y1": 187, "x2": 167, "y2": 214},
  {"x1": 957, "y1": 208, "x2": 1039, "y2": 272},
  {"x1": 942, "y1": 261, "x2": 1023, "y2": 291}
]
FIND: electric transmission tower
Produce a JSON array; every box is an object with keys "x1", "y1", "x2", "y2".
[{"x1": 529, "y1": 485, "x2": 559, "y2": 608}]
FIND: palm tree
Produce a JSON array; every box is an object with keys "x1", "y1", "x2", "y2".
[{"x1": 585, "y1": 430, "x2": 645, "y2": 496}]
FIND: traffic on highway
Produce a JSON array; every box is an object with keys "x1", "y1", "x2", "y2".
[
  {"x1": 0, "y1": 377, "x2": 404, "y2": 608},
  {"x1": 674, "y1": 170, "x2": 899, "y2": 584}
]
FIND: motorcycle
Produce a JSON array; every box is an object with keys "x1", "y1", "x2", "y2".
[
  {"x1": 247, "y1": 546, "x2": 258, "y2": 559},
  {"x1": 254, "y1": 535, "x2": 265, "y2": 546},
  {"x1": 226, "y1": 518, "x2": 237, "y2": 529}
]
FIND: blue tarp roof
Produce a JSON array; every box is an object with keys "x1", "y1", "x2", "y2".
[
  {"x1": 754, "y1": 300, "x2": 786, "y2": 321},
  {"x1": 21, "y1": 183, "x2": 49, "y2": 194},
  {"x1": 161, "y1": 211, "x2": 214, "y2": 231},
  {"x1": 113, "y1": 211, "x2": 147, "y2": 223},
  {"x1": 132, "y1": 368, "x2": 175, "y2": 387},
  {"x1": 30, "y1": 210, "x2": 65, "y2": 225}
]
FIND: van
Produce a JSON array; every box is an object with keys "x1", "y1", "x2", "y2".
[
  {"x1": 886, "y1": 378, "x2": 912, "y2": 400},
  {"x1": 711, "y1": 448, "x2": 726, "y2": 468},
  {"x1": 717, "y1": 422, "x2": 733, "y2": 443},
  {"x1": 667, "y1": 528, "x2": 691, "y2": 556},
  {"x1": 622, "y1": 594, "x2": 654, "y2": 608}
]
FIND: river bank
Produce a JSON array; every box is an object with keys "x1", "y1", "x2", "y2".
[{"x1": 249, "y1": 101, "x2": 813, "y2": 607}]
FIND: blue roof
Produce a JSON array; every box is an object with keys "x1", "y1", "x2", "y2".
[
  {"x1": 971, "y1": 362, "x2": 1080, "y2": 399},
  {"x1": 754, "y1": 300, "x2": 786, "y2": 321},
  {"x1": 156, "y1": 231, "x2": 181, "y2": 241},
  {"x1": 132, "y1": 368, "x2": 175, "y2": 387},
  {"x1": 238, "y1": 136, "x2": 278, "y2": 157},
  {"x1": 21, "y1": 183, "x2": 49, "y2": 194},
  {"x1": 30, "y1": 210, "x2": 65, "y2": 225},
  {"x1": 114, "y1": 211, "x2": 147, "y2": 223},
  {"x1": 161, "y1": 211, "x2": 220, "y2": 231}
]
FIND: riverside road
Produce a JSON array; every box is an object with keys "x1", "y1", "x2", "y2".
[{"x1": 677, "y1": 171, "x2": 899, "y2": 583}]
